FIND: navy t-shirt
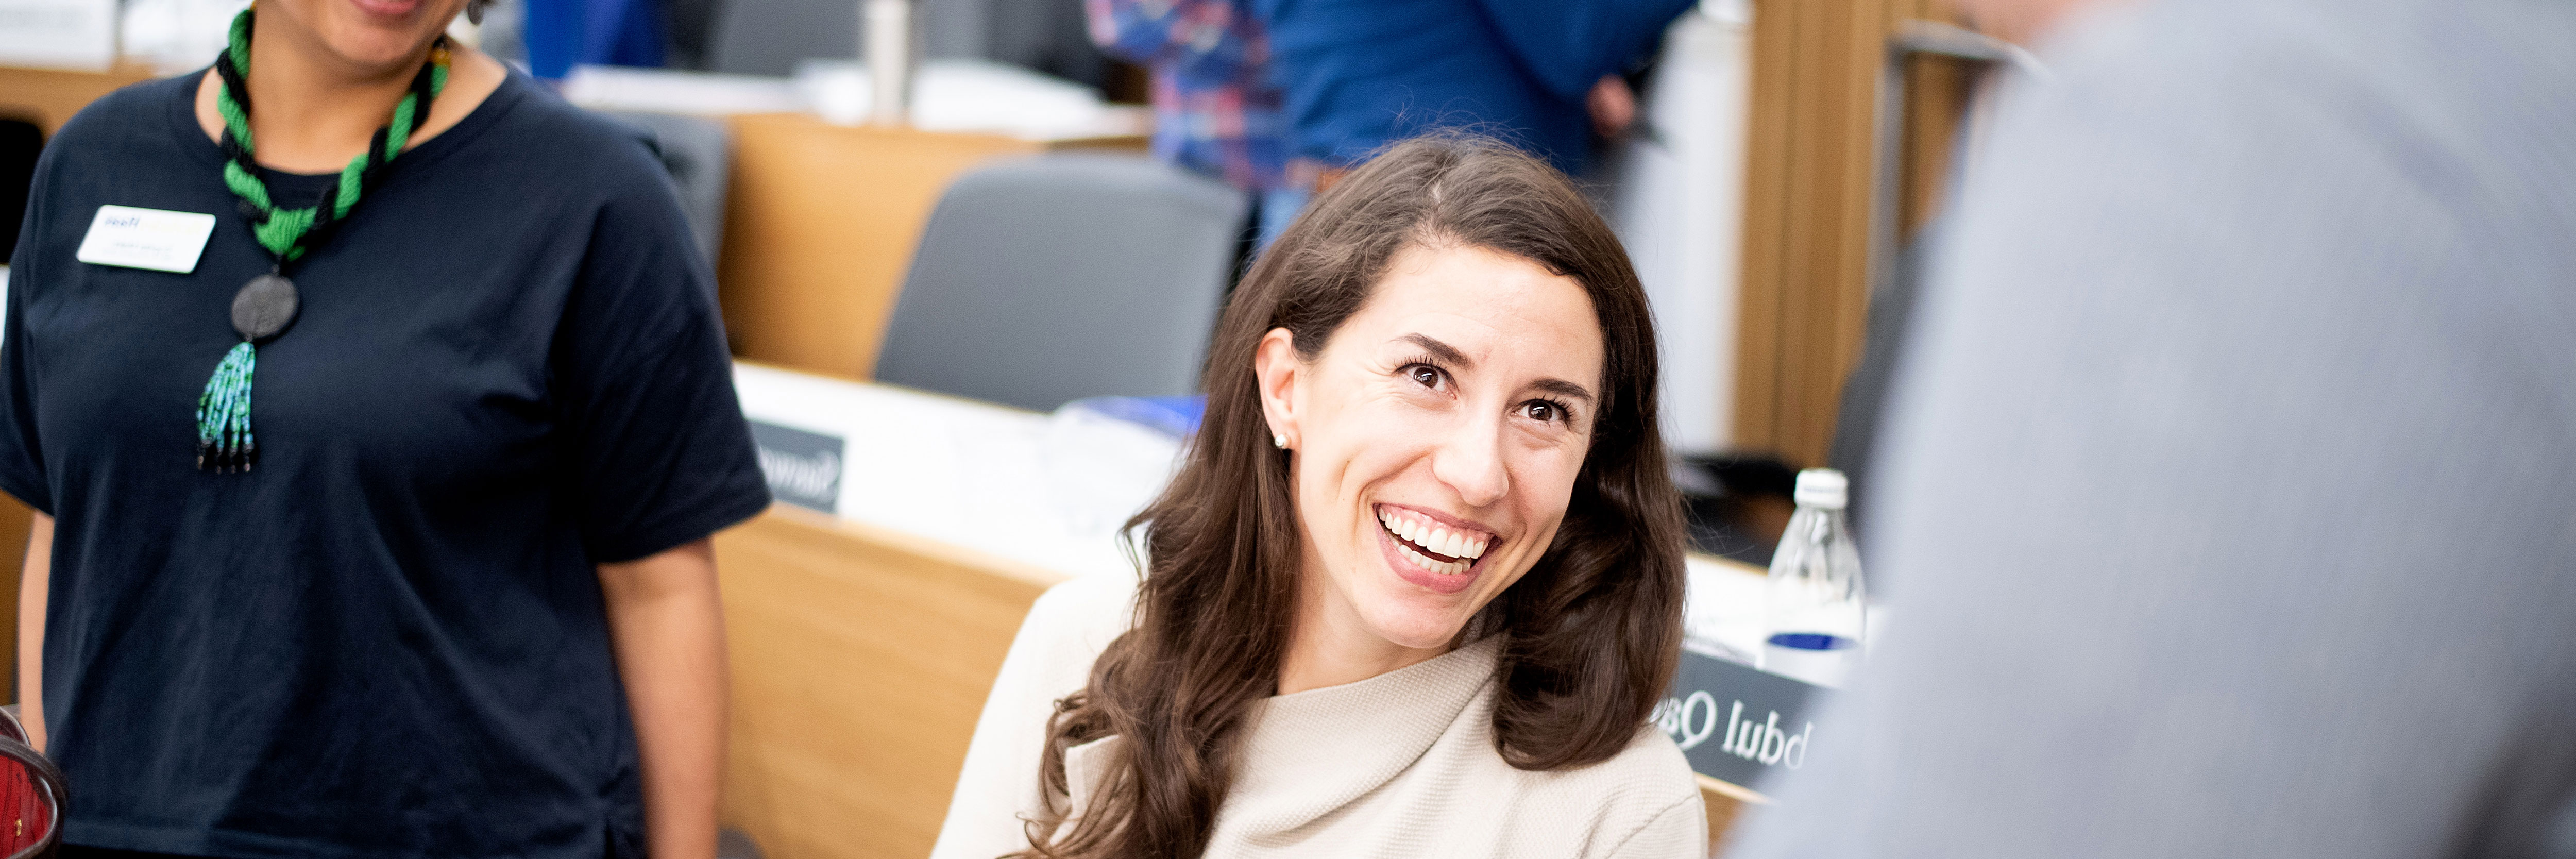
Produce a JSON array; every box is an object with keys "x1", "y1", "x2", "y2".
[{"x1": 0, "y1": 70, "x2": 772, "y2": 857}]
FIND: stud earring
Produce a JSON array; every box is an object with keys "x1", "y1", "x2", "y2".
[{"x1": 1273, "y1": 433, "x2": 1288, "y2": 449}]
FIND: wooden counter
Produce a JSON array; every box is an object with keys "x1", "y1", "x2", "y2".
[{"x1": 710, "y1": 505, "x2": 1071, "y2": 859}]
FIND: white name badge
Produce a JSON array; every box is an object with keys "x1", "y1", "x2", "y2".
[{"x1": 75, "y1": 205, "x2": 218, "y2": 274}]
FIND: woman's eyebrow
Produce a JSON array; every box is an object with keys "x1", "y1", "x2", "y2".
[
  {"x1": 1531, "y1": 378, "x2": 1596, "y2": 403},
  {"x1": 1401, "y1": 333, "x2": 1596, "y2": 403},
  {"x1": 1400, "y1": 333, "x2": 1471, "y2": 367}
]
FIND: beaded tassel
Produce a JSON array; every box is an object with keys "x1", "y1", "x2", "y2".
[
  {"x1": 196, "y1": 343, "x2": 258, "y2": 471},
  {"x1": 193, "y1": 8, "x2": 446, "y2": 473}
]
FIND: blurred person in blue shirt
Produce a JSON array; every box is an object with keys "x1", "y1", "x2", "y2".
[
  {"x1": 1247, "y1": 0, "x2": 1692, "y2": 183},
  {"x1": 1085, "y1": 0, "x2": 1304, "y2": 247},
  {"x1": 522, "y1": 0, "x2": 667, "y2": 78}
]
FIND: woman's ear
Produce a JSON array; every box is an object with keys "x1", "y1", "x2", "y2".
[{"x1": 1252, "y1": 328, "x2": 1301, "y2": 450}]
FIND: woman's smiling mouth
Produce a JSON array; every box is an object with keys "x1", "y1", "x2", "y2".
[{"x1": 1375, "y1": 505, "x2": 1495, "y2": 591}]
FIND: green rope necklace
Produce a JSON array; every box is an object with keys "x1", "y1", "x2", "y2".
[{"x1": 197, "y1": 8, "x2": 448, "y2": 473}]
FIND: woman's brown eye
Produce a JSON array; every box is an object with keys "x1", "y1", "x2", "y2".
[
  {"x1": 1408, "y1": 365, "x2": 1440, "y2": 388},
  {"x1": 1526, "y1": 402, "x2": 1556, "y2": 422}
]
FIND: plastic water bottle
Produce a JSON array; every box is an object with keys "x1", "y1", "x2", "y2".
[{"x1": 1760, "y1": 468, "x2": 1867, "y2": 687}]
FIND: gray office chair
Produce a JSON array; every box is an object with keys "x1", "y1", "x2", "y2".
[
  {"x1": 873, "y1": 154, "x2": 1249, "y2": 412},
  {"x1": 598, "y1": 110, "x2": 732, "y2": 266}
]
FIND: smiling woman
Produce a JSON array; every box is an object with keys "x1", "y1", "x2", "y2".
[
  {"x1": 933, "y1": 136, "x2": 1700, "y2": 859},
  {"x1": 0, "y1": 0, "x2": 770, "y2": 856}
]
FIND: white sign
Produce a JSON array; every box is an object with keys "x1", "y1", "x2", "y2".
[
  {"x1": 0, "y1": 0, "x2": 116, "y2": 72},
  {"x1": 76, "y1": 205, "x2": 217, "y2": 274}
]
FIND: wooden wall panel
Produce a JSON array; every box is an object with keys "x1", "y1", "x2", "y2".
[
  {"x1": 1734, "y1": 0, "x2": 1888, "y2": 468},
  {"x1": 1733, "y1": 0, "x2": 1974, "y2": 467}
]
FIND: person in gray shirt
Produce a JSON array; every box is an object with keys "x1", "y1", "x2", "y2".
[{"x1": 1723, "y1": 0, "x2": 2576, "y2": 856}]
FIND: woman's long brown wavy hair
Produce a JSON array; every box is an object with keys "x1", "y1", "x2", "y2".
[{"x1": 1012, "y1": 135, "x2": 1687, "y2": 858}]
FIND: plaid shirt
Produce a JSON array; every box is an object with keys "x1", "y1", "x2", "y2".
[{"x1": 1085, "y1": 0, "x2": 1292, "y2": 192}]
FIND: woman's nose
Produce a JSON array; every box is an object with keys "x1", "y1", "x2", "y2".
[{"x1": 1430, "y1": 416, "x2": 1510, "y2": 509}]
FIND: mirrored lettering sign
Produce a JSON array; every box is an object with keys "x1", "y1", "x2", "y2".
[
  {"x1": 749, "y1": 420, "x2": 844, "y2": 515},
  {"x1": 1654, "y1": 649, "x2": 1828, "y2": 797}
]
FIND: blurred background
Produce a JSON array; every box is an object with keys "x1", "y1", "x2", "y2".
[{"x1": 0, "y1": 0, "x2": 2023, "y2": 855}]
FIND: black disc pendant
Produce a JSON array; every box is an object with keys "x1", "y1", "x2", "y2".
[{"x1": 232, "y1": 274, "x2": 299, "y2": 343}]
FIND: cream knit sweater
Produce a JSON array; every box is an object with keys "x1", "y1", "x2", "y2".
[{"x1": 930, "y1": 570, "x2": 1707, "y2": 859}]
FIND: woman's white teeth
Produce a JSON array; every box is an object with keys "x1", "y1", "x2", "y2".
[
  {"x1": 1399, "y1": 543, "x2": 1471, "y2": 576},
  {"x1": 1377, "y1": 508, "x2": 1490, "y2": 564}
]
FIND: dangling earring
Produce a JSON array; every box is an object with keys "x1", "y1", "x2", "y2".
[{"x1": 1273, "y1": 433, "x2": 1289, "y2": 449}]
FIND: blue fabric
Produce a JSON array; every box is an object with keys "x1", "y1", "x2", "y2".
[
  {"x1": 1089, "y1": 0, "x2": 1262, "y2": 91},
  {"x1": 1086, "y1": 0, "x2": 1294, "y2": 191},
  {"x1": 1256, "y1": 184, "x2": 1308, "y2": 249},
  {"x1": 3, "y1": 71, "x2": 769, "y2": 857},
  {"x1": 1470, "y1": 0, "x2": 1691, "y2": 102},
  {"x1": 1063, "y1": 395, "x2": 1207, "y2": 439},
  {"x1": 1246, "y1": 0, "x2": 1690, "y2": 174},
  {"x1": 524, "y1": 0, "x2": 667, "y2": 79}
]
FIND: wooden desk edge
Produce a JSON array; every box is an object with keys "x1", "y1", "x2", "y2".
[
  {"x1": 1039, "y1": 133, "x2": 1151, "y2": 151},
  {"x1": 1699, "y1": 773, "x2": 1771, "y2": 806}
]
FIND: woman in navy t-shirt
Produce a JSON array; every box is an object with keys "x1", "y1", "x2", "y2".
[{"x1": 0, "y1": 0, "x2": 771, "y2": 855}]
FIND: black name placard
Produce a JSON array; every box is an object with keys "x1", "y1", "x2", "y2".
[
  {"x1": 748, "y1": 420, "x2": 845, "y2": 515},
  {"x1": 1653, "y1": 649, "x2": 1831, "y2": 796}
]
